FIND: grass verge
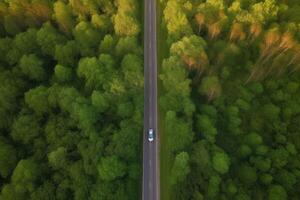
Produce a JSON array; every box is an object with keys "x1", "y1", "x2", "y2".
[{"x1": 156, "y1": 1, "x2": 171, "y2": 200}]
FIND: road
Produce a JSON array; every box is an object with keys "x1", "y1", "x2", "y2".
[{"x1": 143, "y1": 0, "x2": 159, "y2": 199}]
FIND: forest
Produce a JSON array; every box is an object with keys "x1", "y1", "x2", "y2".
[
  {"x1": 159, "y1": 0, "x2": 300, "y2": 199},
  {"x1": 0, "y1": 0, "x2": 143, "y2": 199}
]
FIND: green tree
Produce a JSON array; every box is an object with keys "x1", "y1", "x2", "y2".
[
  {"x1": 268, "y1": 185, "x2": 287, "y2": 200},
  {"x1": 0, "y1": 70, "x2": 25, "y2": 130},
  {"x1": 48, "y1": 147, "x2": 68, "y2": 169},
  {"x1": 19, "y1": 54, "x2": 46, "y2": 81},
  {"x1": 25, "y1": 86, "x2": 49, "y2": 115},
  {"x1": 11, "y1": 159, "x2": 42, "y2": 194},
  {"x1": 91, "y1": 90, "x2": 109, "y2": 112},
  {"x1": 191, "y1": 140, "x2": 211, "y2": 172},
  {"x1": 0, "y1": 138, "x2": 17, "y2": 178},
  {"x1": 238, "y1": 164, "x2": 257, "y2": 186},
  {"x1": 6, "y1": 28, "x2": 38, "y2": 64},
  {"x1": 270, "y1": 147, "x2": 289, "y2": 168},
  {"x1": 11, "y1": 114, "x2": 41, "y2": 144},
  {"x1": 99, "y1": 34, "x2": 116, "y2": 54},
  {"x1": 73, "y1": 21, "x2": 101, "y2": 56},
  {"x1": 207, "y1": 175, "x2": 221, "y2": 198},
  {"x1": 170, "y1": 152, "x2": 190, "y2": 185},
  {"x1": 115, "y1": 36, "x2": 142, "y2": 57},
  {"x1": 54, "y1": 64, "x2": 72, "y2": 82},
  {"x1": 37, "y1": 22, "x2": 66, "y2": 56},
  {"x1": 98, "y1": 156, "x2": 126, "y2": 181},
  {"x1": 165, "y1": 111, "x2": 193, "y2": 153},
  {"x1": 121, "y1": 54, "x2": 143, "y2": 88},
  {"x1": 212, "y1": 152, "x2": 230, "y2": 174},
  {"x1": 250, "y1": 156, "x2": 271, "y2": 172},
  {"x1": 54, "y1": 40, "x2": 80, "y2": 66},
  {"x1": 77, "y1": 57, "x2": 104, "y2": 90},
  {"x1": 244, "y1": 132, "x2": 263, "y2": 148},
  {"x1": 199, "y1": 76, "x2": 222, "y2": 101}
]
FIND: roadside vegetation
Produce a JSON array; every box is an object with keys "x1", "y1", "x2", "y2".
[
  {"x1": 0, "y1": 0, "x2": 143, "y2": 199},
  {"x1": 159, "y1": 0, "x2": 300, "y2": 199}
]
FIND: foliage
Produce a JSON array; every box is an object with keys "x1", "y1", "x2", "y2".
[
  {"x1": 0, "y1": 0, "x2": 143, "y2": 199},
  {"x1": 160, "y1": 0, "x2": 300, "y2": 199}
]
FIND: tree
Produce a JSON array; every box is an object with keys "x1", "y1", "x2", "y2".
[
  {"x1": 73, "y1": 21, "x2": 102, "y2": 56},
  {"x1": 11, "y1": 113, "x2": 41, "y2": 145},
  {"x1": 199, "y1": 76, "x2": 222, "y2": 101},
  {"x1": 0, "y1": 184, "x2": 23, "y2": 200},
  {"x1": 6, "y1": 28, "x2": 39, "y2": 64},
  {"x1": 163, "y1": 0, "x2": 192, "y2": 41},
  {"x1": 121, "y1": 54, "x2": 143, "y2": 88},
  {"x1": 91, "y1": 14, "x2": 111, "y2": 31},
  {"x1": 191, "y1": 140, "x2": 212, "y2": 173},
  {"x1": 3, "y1": 15, "x2": 22, "y2": 35},
  {"x1": 19, "y1": 54, "x2": 46, "y2": 81},
  {"x1": 53, "y1": 1, "x2": 74, "y2": 34},
  {"x1": 197, "y1": 114, "x2": 218, "y2": 143},
  {"x1": 98, "y1": 156, "x2": 126, "y2": 181},
  {"x1": 207, "y1": 175, "x2": 221, "y2": 198},
  {"x1": 111, "y1": 119, "x2": 141, "y2": 161},
  {"x1": 11, "y1": 159, "x2": 42, "y2": 194},
  {"x1": 170, "y1": 152, "x2": 190, "y2": 185},
  {"x1": 165, "y1": 111, "x2": 193, "y2": 153},
  {"x1": 115, "y1": 36, "x2": 142, "y2": 57},
  {"x1": 0, "y1": 38, "x2": 12, "y2": 63},
  {"x1": 238, "y1": 164, "x2": 257, "y2": 186},
  {"x1": 275, "y1": 170, "x2": 296, "y2": 190},
  {"x1": 30, "y1": 182, "x2": 56, "y2": 200},
  {"x1": 250, "y1": 156, "x2": 271, "y2": 172},
  {"x1": 117, "y1": 102, "x2": 133, "y2": 118},
  {"x1": 48, "y1": 147, "x2": 68, "y2": 169},
  {"x1": 262, "y1": 103, "x2": 280, "y2": 121},
  {"x1": 114, "y1": 0, "x2": 140, "y2": 36},
  {"x1": 225, "y1": 106, "x2": 242, "y2": 135},
  {"x1": 54, "y1": 64, "x2": 72, "y2": 82},
  {"x1": 268, "y1": 185, "x2": 287, "y2": 200},
  {"x1": 244, "y1": 132, "x2": 263, "y2": 148},
  {"x1": 170, "y1": 35, "x2": 208, "y2": 71},
  {"x1": 159, "y1": 56, "x2": 194, "y2": 115},
  {"x1": 25, "y1": 86, "x2": 49, "y2": 115},
  {"x1": 54, "y1": 40, "x2": 80, "y2": 66},
  {"x1": 91, "y1": 90, "x2": 109, "y2": 112},
  {"x1": 0, "y1": 70, "x2": 25, "y2": 130},
  {"x1": 114, "y1": 13, "x2": 140, "y2": 36},
  {"x1": 212, "y1": 152, "x2": 230, "y2": 174},
  {"x1": 0, "y1": 138, "x2": 17, "y2": 178},
  {"x1": 77, "y1": 57, "x2": 104, "y2": 90},
  {"x1": 99, "y1": 34, "x2": 116, "y2": 54},
  {"x1": 251, "y1": 0, "x2": 279, "y2": 23},
  {"x1": 37, "y1": 22, "x2": 66, "y2": 56},
  {"x1": 260, "y1": 173, "x2": 273, "y2": 185},
  {"x1": 270, "y1": 147, "x2": 289, "y2": 168}
]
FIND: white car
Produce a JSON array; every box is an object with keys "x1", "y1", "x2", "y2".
[{"x1": 148, "y1": 128, "x2": 155, "y2": 142}]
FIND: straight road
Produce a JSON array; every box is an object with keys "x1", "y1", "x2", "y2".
[{"x1": 143, "y1": 0, "x2": 159, "y2": 199}]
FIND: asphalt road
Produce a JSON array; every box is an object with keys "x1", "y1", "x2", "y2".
[{"x1": 142, "y1": 0, "x2": 159, "y2": 199}]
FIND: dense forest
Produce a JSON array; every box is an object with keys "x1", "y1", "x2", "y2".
[
  {"x1": 159, "y1": 0, "x2": 300, "y2": 199},
  {"x1": 0, "y1": 0, "x2": 143, "y2": 199}
]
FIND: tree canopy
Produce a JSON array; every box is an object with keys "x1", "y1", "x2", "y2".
[{"x1": 0, "y1": 0, "x2": 143, "y2": 199}]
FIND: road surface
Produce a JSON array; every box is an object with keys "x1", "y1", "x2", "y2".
[{"x1": 143, "y1": 0, "x2": 159, "y2": 199}]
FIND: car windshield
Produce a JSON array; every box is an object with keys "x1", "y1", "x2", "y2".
[{"x1": 149, "y1": 129, "x2": 153, "y2": 137}]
